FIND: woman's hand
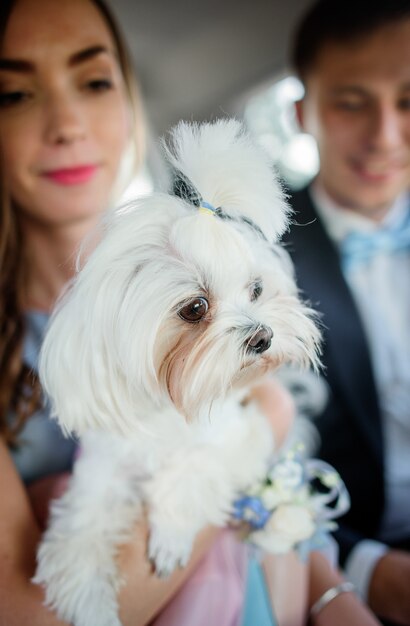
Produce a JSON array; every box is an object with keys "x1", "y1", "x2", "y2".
[{"x1": 117, "y1": 521, "x2": 220, "y2": 626}]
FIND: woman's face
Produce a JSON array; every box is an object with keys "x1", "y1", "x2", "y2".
[{"x1": 0, "y1": 0, "x2": 132, "y2": 229}]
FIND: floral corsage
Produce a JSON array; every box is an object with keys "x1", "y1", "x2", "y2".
[{"x1": 232, "y1": 448, "x2": 350, "y2": 557}]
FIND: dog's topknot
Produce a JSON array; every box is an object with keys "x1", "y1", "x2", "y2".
[{"x1": 164, "y1": 119, "x2": 291, "y2": 242}]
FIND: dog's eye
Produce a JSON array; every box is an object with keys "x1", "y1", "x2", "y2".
[
  {"x1": 178, "y1": 297, "x2": 209, "y2": 323},
  {"x1": 250, "y1": 281, "x2": 263, "y2": 302}
]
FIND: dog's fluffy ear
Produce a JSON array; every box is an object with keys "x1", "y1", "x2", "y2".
[
  {"x1": 164, "y1": 119, "x2": 291, "y2": 242},
  {"x1": 38, "y1": 265, "x2": 139, "y2": 438},
  {"x1": 38, "y1": 202, "x2": 176, "y2": 437}
]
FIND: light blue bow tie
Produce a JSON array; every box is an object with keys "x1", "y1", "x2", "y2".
[{"x1": 340, "y1": 211, "x2": 410, "y2": 272}]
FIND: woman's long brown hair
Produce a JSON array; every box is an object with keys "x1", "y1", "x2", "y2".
[{"x1": 0, "y1": 0, "x2": 143, "y2": 445}]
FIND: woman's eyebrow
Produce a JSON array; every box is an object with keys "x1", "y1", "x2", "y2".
[
  {"x1": 0, "y1": 58, "x2": 33, "y2": 73},
  {"x1": 0, "y1": 45, "x2": 113, "y2": 73},
  {"x1": 69, "y1": 45, "x2": 113, "y2": 66}
]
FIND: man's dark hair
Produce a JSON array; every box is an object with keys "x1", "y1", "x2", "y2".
[{"x1": 292, "y1": 0, "x2": 410, "y2": 82}]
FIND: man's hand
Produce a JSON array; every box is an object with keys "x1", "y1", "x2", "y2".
[{"x1": 368, "y1": 549, "x2": 410, "y2": 625}]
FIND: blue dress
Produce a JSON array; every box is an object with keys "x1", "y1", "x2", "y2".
[
  {"x1": 241, "y1": 559, "x2": 277, "y2": 626},
  {"x1": 9, "y1": 311, "x2": 77, "y2": 484}
]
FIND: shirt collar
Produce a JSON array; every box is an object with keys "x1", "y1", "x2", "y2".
[{"x1": 309, "y1": 180, "x2": 410, "y2": 246}]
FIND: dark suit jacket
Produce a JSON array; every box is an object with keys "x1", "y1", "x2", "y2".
[{"x1": 282, "y1": 186, "x2": 385, "y2": 564}]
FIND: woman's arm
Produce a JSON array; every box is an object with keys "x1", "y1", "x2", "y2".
[
  {"x1": 249, "y1": 376, "x2": 295, "y2": 448},
  {"x1": 254, "y1": 379, "x2": 381, "y2": 626},
  {"x1": 0, "y1": 438, "x2": 218, "y2": 626},
  {"x1": 263, "y1": 551, "x2": 309, "y2": 626},
  {"x1": 0, "y1": 438, "x2": 68, "y2": 626},
  {"x1": 308, "y1": 551, "x2": 381, "y2": 626}
]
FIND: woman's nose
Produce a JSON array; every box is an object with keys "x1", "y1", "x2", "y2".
[{"x1": 43, "y1": 95, "x2": 87, "y2": 146}]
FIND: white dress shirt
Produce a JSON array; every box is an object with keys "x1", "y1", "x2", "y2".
[{"x1": 310, "y1": 182, "x2": 410, "y2": 600}]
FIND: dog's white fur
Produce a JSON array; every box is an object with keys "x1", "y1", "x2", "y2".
[{"x1": 34, "y1": 120, "x2": 320, "y2": 626}]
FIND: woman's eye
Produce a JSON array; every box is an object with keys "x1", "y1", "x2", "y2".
[
  {"x1": 178, "y1": 297, "x2": 209, "y2": 323},
  {"x1": 0, "y1": 90, "x2": 30, "y2": 108},
  {"x1": 85, "y1": 78, "x2": 114, "y2": 93},
  {"x1": 250, "y1": 281, "x2": 263, "y2": 302},
  {"x1": 398, "y1": 97, "x2": 410, "y2": 111}
]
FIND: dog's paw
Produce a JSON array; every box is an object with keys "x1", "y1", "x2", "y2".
[
  {"x1": 148, "y1": 525, "x2": 193, "y2": 578},
  {"x1": 34, "y1": 536, "x2": 122, "y2": 626}
]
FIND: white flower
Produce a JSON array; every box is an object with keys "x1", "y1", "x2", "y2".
[
  {"x1": 260, "y1": 486, "x2": 282, "y2": 509},
  {"x1": 269, "y1": 459, "x2": 304, "y2": 491},
  {"x1": 250, "y1": 504, "x2": 316, "y2": 554}
]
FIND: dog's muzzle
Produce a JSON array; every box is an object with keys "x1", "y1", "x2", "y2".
[{"x1": 246, "y1": 325, "x2": 273, "y2": 354}]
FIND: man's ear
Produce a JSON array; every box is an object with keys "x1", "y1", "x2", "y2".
[{"x1": 294, "y1": 99, "x2": 305, "y2": 131}]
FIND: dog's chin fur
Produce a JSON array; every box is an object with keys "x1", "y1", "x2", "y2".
[{"x1": 34, "y1": 120, "x2": 321, "y2": 626}]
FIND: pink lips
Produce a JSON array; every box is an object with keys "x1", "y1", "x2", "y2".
[{"x1": 42, "y1": 165, "x2": 99, "y2": 185}]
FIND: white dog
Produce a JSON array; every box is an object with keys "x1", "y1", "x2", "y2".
[{"x1": 34, "y1": 120, "x2": 320, "y2": 626}]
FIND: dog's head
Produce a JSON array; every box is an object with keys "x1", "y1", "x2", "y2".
[{"x1": 40, "y1": 120, "x2": 321, "y2": 436}]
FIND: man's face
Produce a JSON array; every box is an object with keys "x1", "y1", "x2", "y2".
[{"x1": 297, "y1": 20, "x2": 410, "y2": 218}]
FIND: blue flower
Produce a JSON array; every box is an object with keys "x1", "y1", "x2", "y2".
[{"x1": 232, "y1": 496, "x2": 272, "y2": 530}]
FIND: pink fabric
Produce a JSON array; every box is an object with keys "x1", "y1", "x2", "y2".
[{"x1": 152, "y1": 530, "x2": 248, "y2": 626}]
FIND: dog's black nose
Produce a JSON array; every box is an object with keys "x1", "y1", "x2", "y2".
[{"x1": 247, "y1": 326, "x2": 273, "y2": 354}]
